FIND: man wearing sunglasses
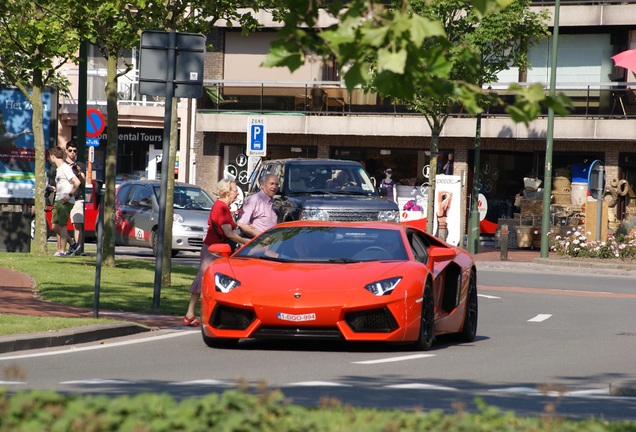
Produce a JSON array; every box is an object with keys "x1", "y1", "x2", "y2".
[{"x1": 65, "y1": 140, "x2": 86, "y2": 255}]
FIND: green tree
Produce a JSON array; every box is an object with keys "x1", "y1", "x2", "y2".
[
  {"x1": 79, "y1": 0, "x2": 266, "y2": 271},
  {"x1": 265, "y1": 0, "x2": 569, "y2": 237},
  {"x1": 403, "y1": 0, "x2": 552, "y2": 235},
  {"x1": 0, "y1": 0, "x2": 84, "y2": 255}
]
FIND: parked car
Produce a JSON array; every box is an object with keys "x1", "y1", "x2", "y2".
[
  {"x1": 245, "y1": 158, "x2": 400, "y2": 223},
  {"x1": 200, "y1": 220, "x2": 478, "y2": 350},
  {"x1": 115, "y1": 180, "x2": 214, "y2": 256},
  {"x1": 37, "y1": 183, "x2": 99, "y2": 241}
]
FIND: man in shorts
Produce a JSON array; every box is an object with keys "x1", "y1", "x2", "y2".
[
  {"x1": 65, "y1": 140, "x2": 86, "y2": 254},
  {"x1": 48, "y1": 146, "x2": 81, "y2": 256}
]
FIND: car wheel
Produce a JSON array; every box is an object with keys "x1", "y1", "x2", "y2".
[
  {"x1": 151, "y1": 230, "x2": 159, "y2": 257},
  {"x1": 413, "y1": 279, "x2": 434, "y2": 351},
  {"x1": 458, "y1": 270, "x2": 478, "y2": 342},
  {"x1": 151, "y1": 230, "x2": 179, "y2": 257},
  {"x1": 201, "y1": 327, "x2": 238, "y2": 348}
]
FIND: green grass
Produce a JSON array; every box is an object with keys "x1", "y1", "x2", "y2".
[
  {"x1": 0, "y1": 252, "x2": 198, "y2": 317},
  {"x1": 0, "y1": 315, "x2": 115, "y2": 336}
]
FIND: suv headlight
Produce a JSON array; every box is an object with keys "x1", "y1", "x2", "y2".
[
  {"x1": 378, "y1": 210, "x2": 400, "y2": 222},
  {"x1": 301, "y1": 208, "x2": 330, "y2": 221}
]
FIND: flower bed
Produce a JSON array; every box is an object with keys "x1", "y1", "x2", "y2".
[{"x1": 549, "y1": 228, "x2": 636, "y2": 260}]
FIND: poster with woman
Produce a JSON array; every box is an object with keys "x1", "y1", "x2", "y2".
[
  {"x1": 433, "y1": 174, "x2": 462, "y2": 246},
  {"x1": 0, "y1": 85, "x2": 55, "y2": 201}
]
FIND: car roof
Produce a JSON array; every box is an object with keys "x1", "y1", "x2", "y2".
[
  {"x1": 119, "y1": 180, "x2": 199, "y2": 187},
  {"x1": 262, "y1": 158, "x2": 362, "y2": 166}
]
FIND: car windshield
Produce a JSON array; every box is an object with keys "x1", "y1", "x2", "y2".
[
  {"x1": 236, "y1": 226, "x2": 408, "y2": 262},
  {"x1": 284, "y1": 164, "x2": 377, "y2": 195},
  {"x1": 152, "y1": 185, "x2": 214, "y2": 210}
]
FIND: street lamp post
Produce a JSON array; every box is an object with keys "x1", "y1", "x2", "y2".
[{"x1": 540, "y1": 0, "x2": 561, "y2": 258}]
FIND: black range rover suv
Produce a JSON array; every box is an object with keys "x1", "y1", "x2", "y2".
[{"x1": 245, "y1": 159, "x2": 400, "y2": 223}]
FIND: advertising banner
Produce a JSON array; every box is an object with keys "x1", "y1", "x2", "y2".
[
  {"x1": 433, "y1": 174, "x2": 462, "y2": 246},
  {"x1": 0, "y1": 86, "x2": 55, "y2": 201}
]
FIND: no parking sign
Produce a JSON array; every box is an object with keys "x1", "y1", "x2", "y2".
[{"x1": 86, "y1": 108, "x2": 106, "y2": 147}]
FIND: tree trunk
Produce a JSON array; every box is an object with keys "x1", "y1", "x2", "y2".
[
  {"x1": 30, "y1": 71, "x2": 49, "y2": 254},
  {"x1": 102, "y1": 53, "x2": 119, "y2": 267},
  {"x1": 426, "y1": 124, "x2": 441, "y2": 235},
  {"x1": 161, "y1": 98, "x2": 179, "y2": 288}
]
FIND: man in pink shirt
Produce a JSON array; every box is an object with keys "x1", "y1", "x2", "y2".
[{"x1": 238, "y1": 173, "x2": 279, "y2": 237}]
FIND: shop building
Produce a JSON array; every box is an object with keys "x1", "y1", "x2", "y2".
[{"x1": 193, "y1": 2, "x2": 636, "y2": 240}]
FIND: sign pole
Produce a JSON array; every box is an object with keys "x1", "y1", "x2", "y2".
[{"x1": 153, "y1": 31, "x2": 177, "y2": 311}]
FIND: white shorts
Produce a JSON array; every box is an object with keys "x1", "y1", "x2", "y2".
[{"x1": 70, "y1": 200, "x2": 84, "y2": 224}]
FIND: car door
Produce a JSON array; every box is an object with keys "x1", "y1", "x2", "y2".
[{"x1": 116, "y1": 184, "x2": 156, "y2": 247}]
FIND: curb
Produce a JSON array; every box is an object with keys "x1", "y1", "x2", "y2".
[
  {"x1": 533, "y1": 258, "x2": 636, "y2": 271},
  {"x1": 0, "y1": 322, "x2": 154, "y2": 354},
  {"x1": 609, "y1": 381, "x2": 636, "y2": 397}
]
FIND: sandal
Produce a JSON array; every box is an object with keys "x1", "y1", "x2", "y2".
[{"x1": 183, "y1": 316, "x2": 201, "y2": 327}]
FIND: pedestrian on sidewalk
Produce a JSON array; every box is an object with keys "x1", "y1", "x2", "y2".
[
  {"x1": 48, "y1": 146, "x2": 81, "y2": 257},
  {"x1": 65, "y1": 140, "x2": 86, "y2": 254}
]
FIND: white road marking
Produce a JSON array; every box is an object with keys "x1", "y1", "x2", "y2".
[
  {"x1": 170, "y1": 380, "x2": 233, "y2": 387},
  {"x1": 60, "y1": 379, "x2": 132, "y2": 385},
  {"x1": 528, "y1": 314, "x2": 552, "y2": 322},
  {"x1": 0, "y1": 381, "x2": 25, "y2": 385},
  {"x1": 385, "y1": 383, "x2": 457, "y2": 391},
  {"x1": 478, "y1": 294, "x2": 500, "y2": 299},
  {"x1": 285, "y1": 381, "x2": 352, "y2": 387},
  {"x1": 490, "y1": 387, "x2": 610, "y2": 397},
  {"x1": 353, "y1": 354, "x2": 434, "y2": 365},
  {"x1": 0, "y1": 330, "x2": 199, "y2": 361}
]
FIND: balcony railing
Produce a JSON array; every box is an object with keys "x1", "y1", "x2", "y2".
[
  {"x1": 59, "y1": 69, "x2": 636, "y2": 119},
  {"x1": 200, "y1": 80, "x2": 636, "y2": 119}
]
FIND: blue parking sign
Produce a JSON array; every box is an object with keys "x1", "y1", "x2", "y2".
[
  {"x1": 247, "y1": 117, "x2": 267, "y2": 156},
  {"x1": 251, "y1": 124, "x2": 263, "y2": 150}
]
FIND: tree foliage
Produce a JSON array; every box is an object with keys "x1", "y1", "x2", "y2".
[{"x1": 0, "y1": 0, "x2": 85, "y2": 254}]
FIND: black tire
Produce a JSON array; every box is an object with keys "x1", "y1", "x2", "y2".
[
  {"x1": 151, "y1": 230, "x2": 159, "y2": 257},
  {"x1": 413, "y1": 279, "x2": 434, "y2": 351},
  {"x1": 201, "y1": 326, "x2": 238, "y2": 348},
  {"x1": 458, "y1": 270, "x2": 478, "y2": 342},
  {"x1": 151, "y1": 230, "x2": 178, "y2": 257}
]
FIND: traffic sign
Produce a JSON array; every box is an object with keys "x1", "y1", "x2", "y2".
[
  {"x1": 86, "y1": 109, "x2": 106, "y2": 138},
  {"x1": 247, "y1": 117, "x2": 267, "y2": 157},
  {"x1": 86, "y1": 137, "x2": 100, "y2": 147},
  {"x1": 588, "y1": 160, "x2": 605, "y2": 200}
]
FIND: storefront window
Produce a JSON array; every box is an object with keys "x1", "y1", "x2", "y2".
[{"x1": 331, "y1": 147, "x2": 430, "y2": 188}]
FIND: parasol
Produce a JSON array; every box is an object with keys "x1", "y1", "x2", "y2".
[{"x1": 611, "y1": 49, "x2": 636, "y2": 74}]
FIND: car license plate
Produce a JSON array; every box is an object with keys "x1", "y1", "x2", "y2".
[{"x1": 277, "y1": 312, "x2": 316, "y2": 322}]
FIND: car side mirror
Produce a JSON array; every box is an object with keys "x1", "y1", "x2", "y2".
[
  {"x1": 428, "y1": 247, "x2": 457, "y2": 261},
  {"x1": 208, "y1": 243, "x2": 232, "y2": 257}
]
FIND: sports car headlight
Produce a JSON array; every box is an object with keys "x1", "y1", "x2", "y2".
[
  {"x1": 378, "y1": 210, "x2": 400, "y2": 223},
  {"x1": 301, "y1": 208, "x2": 330, "y2": 221},
  {"x1": 364, "y1": 277, "x2": 402, "y2": 296},
  {"x1": 215, "y1": 273, "x2": 240, "y2": 293}
]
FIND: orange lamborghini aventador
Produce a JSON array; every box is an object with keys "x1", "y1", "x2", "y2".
[{"x1": 200, "y1": 221, "x2": 477, "y2": 350}]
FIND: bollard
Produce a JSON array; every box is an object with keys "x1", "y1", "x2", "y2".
[{"x1": 500, "y1": 224, "x2": 509, "y2": 261}]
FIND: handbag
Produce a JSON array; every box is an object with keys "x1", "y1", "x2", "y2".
[{"x1": 211, "y1": 222, "x2": 239, "y2": 252}]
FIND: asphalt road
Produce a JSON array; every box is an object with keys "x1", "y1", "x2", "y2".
[{"x1": 1, "y1": 263, "x2": 635, "y2": 420}]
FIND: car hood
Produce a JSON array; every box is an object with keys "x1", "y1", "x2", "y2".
[
  {"x1": 174, "y1": 208, "x2": 209, "y2": 226},
  {"x1": 283, "y1": 194, "x2": 398, "y2": 210},
  {"x1": 213, "y1": 258, "x2": 408, "y2": 304}
]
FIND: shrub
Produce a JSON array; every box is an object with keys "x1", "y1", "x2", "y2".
[{"x1": 549, "y1": 228, "x2": 636, "y2": 259}]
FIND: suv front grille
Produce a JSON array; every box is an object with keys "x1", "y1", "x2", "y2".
[{"x1": 328, "y1": 210, "x2": 381, "y2": 222}]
